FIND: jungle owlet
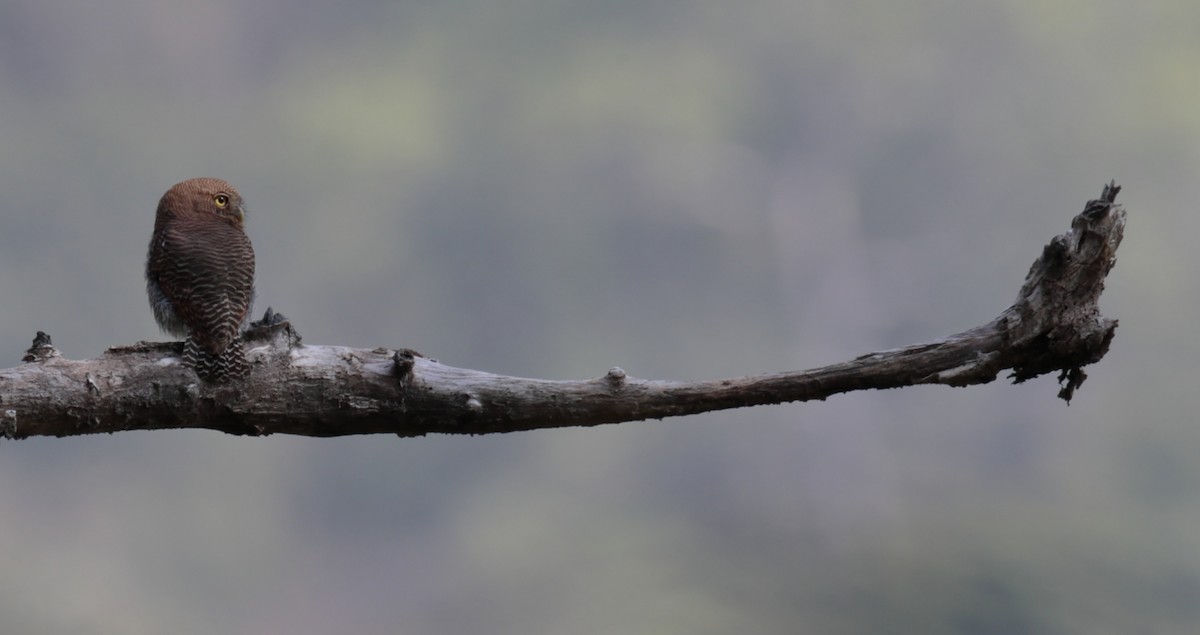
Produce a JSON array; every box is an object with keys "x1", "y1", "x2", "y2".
[{"x1": 146, "y1": 178, "x2": 255, "y2": 382}]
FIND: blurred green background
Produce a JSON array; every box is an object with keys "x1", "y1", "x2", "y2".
[{"x1": 0, "y1": 1, "x2": 1191, "y2": 633}]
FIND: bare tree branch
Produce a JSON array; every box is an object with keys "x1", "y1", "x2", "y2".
[{"x1": 0, "y1": 183, "x2": 1125, "y2": 439}]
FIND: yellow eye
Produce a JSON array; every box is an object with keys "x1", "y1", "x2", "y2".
[{"x1": 214, "y1": 194, "x2": 230, "y2": 208}]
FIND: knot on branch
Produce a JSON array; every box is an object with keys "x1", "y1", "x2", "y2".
[
  {"x1": 22, "y1": 331, "x2": 60, "y2": 363},
  {"x1": 245, "y1": 307, "x2": 301, "y2": 349}
]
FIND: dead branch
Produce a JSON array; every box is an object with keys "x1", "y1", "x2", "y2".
[{"x1": 0, "y1": 183, "x2": 1124, "y2": 439}]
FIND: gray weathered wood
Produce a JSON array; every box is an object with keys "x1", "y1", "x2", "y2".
[{"x1": 0, "y1": 183, "x2": 1125, "y2": 439}]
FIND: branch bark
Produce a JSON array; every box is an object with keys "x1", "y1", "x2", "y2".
[{"x1": 0, "y1": 183, "x2": 1125, "y2": 439}]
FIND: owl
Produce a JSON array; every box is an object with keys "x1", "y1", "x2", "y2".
[{"x1": 146, "y1": 178, "x2": 255, "y2": 382}]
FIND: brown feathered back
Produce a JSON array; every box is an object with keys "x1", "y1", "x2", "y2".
[{"x1": 146, "y1": 177, "x2": 256, "y2": 382}]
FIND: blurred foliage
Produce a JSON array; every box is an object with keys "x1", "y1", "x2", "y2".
[{"x1": 0, "y1": 0, "x2": 1198, "y2": 633}]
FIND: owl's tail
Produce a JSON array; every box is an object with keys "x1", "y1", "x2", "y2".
[{"x1": 183, "y1": 337, "x2": 250, "y2": 383}]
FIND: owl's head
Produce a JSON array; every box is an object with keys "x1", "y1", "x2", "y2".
[{"x1": 157, "y1": 177, "x2": 246, "y2": 226}]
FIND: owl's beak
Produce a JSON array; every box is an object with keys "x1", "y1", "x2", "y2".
[{"x1": 236, "y1": 205, "x2": 246, "y2": 223}]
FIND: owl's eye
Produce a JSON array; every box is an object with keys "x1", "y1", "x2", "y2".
[{"x1": 214, "y1": 194, "x2": 230, "y2": 208}]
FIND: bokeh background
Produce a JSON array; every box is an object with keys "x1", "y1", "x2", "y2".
[{"x1": 0, "y1": 1, "x2": 1191, "y2": 633}]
